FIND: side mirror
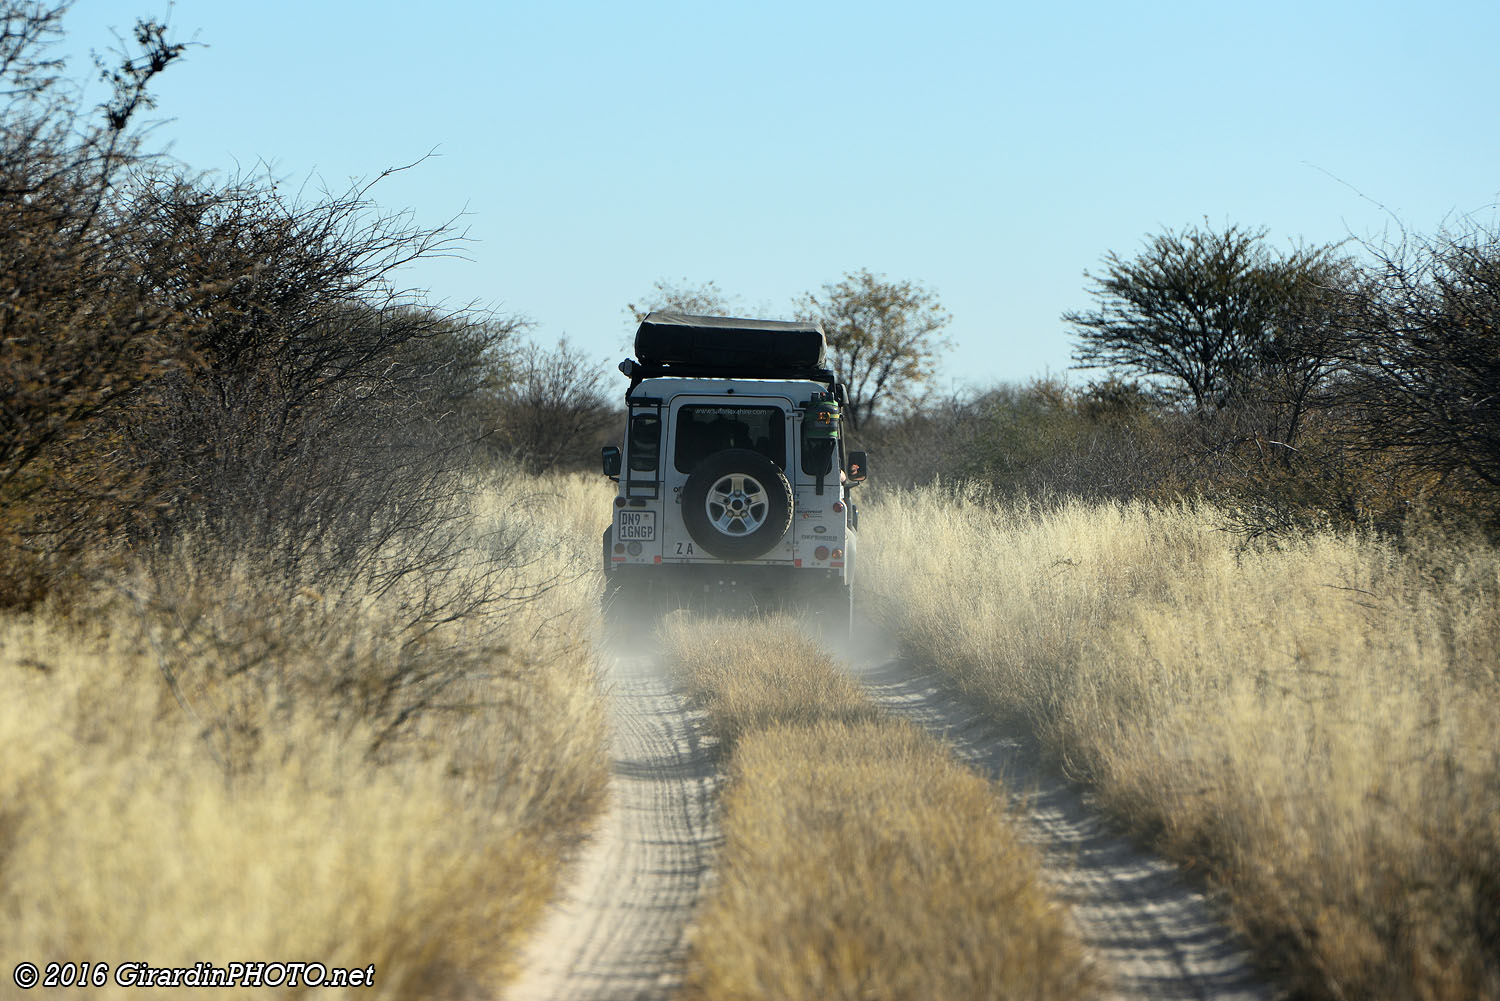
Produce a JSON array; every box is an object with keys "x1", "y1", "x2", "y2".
[
  {"x1": 847, "y1": 450, "x2": 869, "y2": 483},
  {"x1": 601, "y1": 446, "x2": 621, "y2": 478}
]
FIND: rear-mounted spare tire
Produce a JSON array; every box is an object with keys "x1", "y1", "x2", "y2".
[{"x1": 681, "y1": 449, "x2": 793, "y2": 560}]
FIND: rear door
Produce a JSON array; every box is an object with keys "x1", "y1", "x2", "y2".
[{"x1": 664, "y1": 398, "x2": 791, "y2": 562}]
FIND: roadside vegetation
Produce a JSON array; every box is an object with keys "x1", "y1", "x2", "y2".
[
  {"x1": 663, "y1": 616, "x2": 1099, "y2": 1001},
  {"x1": 0, "y1": 472, "x2": 609, "y2": 999},
  {"x1": 864, "y1": 488, "x2": 1500, "y2": 1001},
  {"x1": 843, "y1": 212, "x2": 1500, "y2": 1001},
  {"x1": 1, "y1": 7, "x2": 611, "y2": 997}
]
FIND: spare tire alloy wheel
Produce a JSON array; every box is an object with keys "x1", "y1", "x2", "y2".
[
  {"x1": 707, "y1": 474, "x2": 768, "y2": 535},
  {"x1": 682, "y1": 449, "x2": 793, "y2": 560}
]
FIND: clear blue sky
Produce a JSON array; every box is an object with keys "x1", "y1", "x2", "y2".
[{"x1": 61, "y1": 0, "x2": 1500, "y2": 392}]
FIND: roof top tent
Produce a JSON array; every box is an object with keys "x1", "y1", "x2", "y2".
[{"x1": 629, "y1": 312, "x2": 836, "y2": 388}]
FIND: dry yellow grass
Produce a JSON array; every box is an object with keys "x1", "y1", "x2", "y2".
[
  {"x1": 666, "y1": 614, "x2": 884, "y2": 748},
  {"x1": 0, "y1": 470, "x2": 611, "y2": 1000},
  {"x1": 665, "y1": 617, "x2": 1098, "y2": 1001},
  {"x1": 863, "y1": 485, "x2": 1500, "y2": 1001}
]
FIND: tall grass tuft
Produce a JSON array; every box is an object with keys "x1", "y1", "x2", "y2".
[{"x1": 864, "y1": 485, "x2": 1500, "y2": 1001}]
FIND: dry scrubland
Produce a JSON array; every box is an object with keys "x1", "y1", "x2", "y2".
[
  {"x1": 664, "y1": 617, "x2": 1098, "y2": 1001},
  {"x1": 0, "y1": 473, "x2": 610, "y2": 1000},
  {"x1": 865, "y1": 485, "x2": 1500, "y2": 1001}
]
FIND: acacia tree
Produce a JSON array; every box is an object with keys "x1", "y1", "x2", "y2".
[
  {"x1": 796, "y1": 269, "x2": 951, "y2": 431},
  {"x1": 1066, "y1": 224, "x2": 1349, "y2": 445}
]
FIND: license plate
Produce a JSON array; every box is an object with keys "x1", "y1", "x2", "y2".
[{"x1": 618, "y1": 511, "x2": 656, "y2": 541}]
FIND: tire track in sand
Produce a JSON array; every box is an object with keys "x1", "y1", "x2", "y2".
[
  {"x1": 504, "y1": 657, "x2": 720, "y2": 1001},
  {"x1": 857, "y1": 658, "x2": 1276, "y2": 1001}
]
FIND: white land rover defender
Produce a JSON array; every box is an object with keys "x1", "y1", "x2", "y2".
[{"x1": 601, "y1": 312, "x2": 868, "y2": 631}]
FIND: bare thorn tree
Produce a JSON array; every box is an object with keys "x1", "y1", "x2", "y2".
[
  {"x1": 796, "y1": 269, "x2": 951, "y2": 431},
  {"x1": 1343, "y1": 222, "x2": 1500, "y2": 495},
  {"x1": 488, "y1": 337, "x2": 613, "y2": 474},
  {"x1": 626, "y1": 277, "x2": 740, "y2": 324}
]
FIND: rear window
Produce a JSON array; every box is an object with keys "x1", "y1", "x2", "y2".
[{"x1": 673, "y1": 405, "x2": 786, "y2": 473}]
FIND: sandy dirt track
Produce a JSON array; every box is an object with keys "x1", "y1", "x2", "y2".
[
  {"x1": 503, "y1": 657, "x2": 720, "y2": 1001},
  {"x1": 505, "y1": 648, "x2": 1275, "y2": 1001},
  {"x1": 857, "y1": 658, "x2": 1276, "y2": 1001}
]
